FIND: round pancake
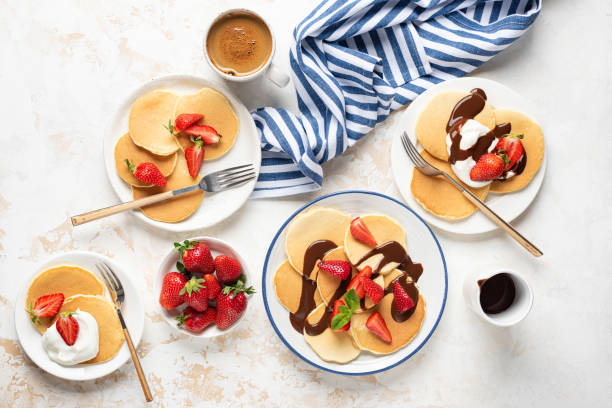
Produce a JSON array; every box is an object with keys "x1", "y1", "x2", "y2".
[
  {"x1": 55, "y1": 295, "x2": 124, "y2": 364},
  {"x1": 416, "y1": 91, "x2": 496, "y2": 161},
  {"x1": 411, "y1": 149, "x2": 489, "y2": 219},
  {"x1": 132, "y1": 154, "x2": 204, "y2": 223},
  {"x1": 27, "y1": 265, "x2": 105, "y2": 334},
  {"x1": 490, "y1": 109, "x2": 544, "y2": 193},
  {"x1": 350, "y1": 270, "x2": 425, "y2": 354},
  {"x1": 174, "y1": 87, "x2": 239, "y2": 160},
  {"x1": 114, "y1": 133, "x2": 177, "y2": 187},
  {"x1": 285, "y1": 207, "x2": 350, "y2": 277},
  {"x1": 129, "y1": 90, "x2": 179, "y2": 155},
  {"x1": 273, "y1": 260, "x2": 323, "y2": 313},
  {"x1": 303, "y1": 303, "x2": 361, "y2": 363},
  {"x1": 344, "y1": 214, "x2": 406, "y2": 274}
]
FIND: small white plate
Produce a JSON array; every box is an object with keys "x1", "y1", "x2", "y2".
[
  {"x1": 262, "y1": 191, "x2": 447, "y2": 375},
  {"x1": 14, "y1": 251, "x2": 144, "y2": 381},
  {"x1": 390, "y1": 77, "x2": 547, "y2": 235},
  {"x1": 154, "y1": 237, "x2": 253, "y2": 338},
  {"x1": 103, "y1": 74, "x2": 261, "y2": 232}
]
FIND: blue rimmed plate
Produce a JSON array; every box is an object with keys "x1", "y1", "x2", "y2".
[{"x1": 262, "y1": 190, "x2": 447, "y2": 375}]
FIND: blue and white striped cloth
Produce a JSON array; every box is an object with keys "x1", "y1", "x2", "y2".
[{"x1": 251, "y1": 0, "x2": 541, "y2": 198}]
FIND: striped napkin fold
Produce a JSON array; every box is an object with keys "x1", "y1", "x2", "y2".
[{"x1": 251, "y1": 0, "x2": 541, "y2": 198}]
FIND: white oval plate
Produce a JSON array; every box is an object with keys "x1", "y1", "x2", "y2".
[
  {"x1": 103, "y1": 74, "x2": 261, "y2": 232},
  {"x1": 14, "y1": 251, "x2": 144, "y2": 381},
  {"x1": 154, "y1": 236, "x2": 253, "y2": 338},
  {"x1": 391, "y1": 77, "x2": 547, "y2": 235},
  {"x1": 262, "y1": 191, "x2": 447, "y2": 375}
]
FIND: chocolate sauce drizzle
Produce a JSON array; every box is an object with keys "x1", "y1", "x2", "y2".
[
  {"x1": 289, "y1": 240, "x2": 424, "y2": 334},
  {"x1": 289, "y1": 240, "x2": 337, "y2": 333},
  {"x1": 446, "y1": 88, "x2": 526, "y2": 178},
  {"x1": 356, "y1": 241, "x2": 423, "y2": 283}
]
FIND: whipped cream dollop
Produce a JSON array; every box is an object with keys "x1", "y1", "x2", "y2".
[
  {"x1": 446, "y1": 119, "x2": 499, "y2": 188},
  {"x1": 42, "y1": 309, "x2": 99, "y2": 366}
]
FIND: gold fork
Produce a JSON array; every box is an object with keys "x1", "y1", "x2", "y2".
[
  {"x1": 401, "y1": 132, "x2": 542, "y2": 257},
  {"x1": 96, "y1": 262, "x2": 153, "y2": 402}
]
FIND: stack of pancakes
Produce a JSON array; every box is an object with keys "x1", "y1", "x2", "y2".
[
  {"x1": 114, "y1": 87, "x2": 239, "y2": 223},
  {"x1": 273, "y1": 207, "x2": 426, "y2": 364},
  {"x1": 27, "y1": 265, "x2": 123, "y2": 364},
  {"x1": 411, "y1": 91, "x2": 545, "y2": 219}
]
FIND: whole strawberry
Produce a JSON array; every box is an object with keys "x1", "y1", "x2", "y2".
[
  {"x1": 215, "y1": 280, "x2": 255, "y2": 330},
  {"x1": 125, "y1": 159, "x2": 166, "y2": 187},
  {"x1": 203, "y1": 274, "x2": 221, "y2": 300},
  {"x1": 159, "y1": 272, "x2": 187, "y2": 310},
  {"x1": 174, "y1": 240, "x2": 214, "y2": 274},
  {"x1": 180, "y1": 276, "x2": 209, "y2": 312},
  {"x1": 176, "y1": 306, "x2": 216, "y2": 333},
  {"x1": 214, "y1": 255, "x2": 242, "y2": 283}
]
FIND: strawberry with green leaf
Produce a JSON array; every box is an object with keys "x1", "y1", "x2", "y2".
[
  {"x1": 215, "y1": 278, "x2": 255, "y2": 329},
  {"x1": 330, "y1": 289, "x2": 360, "y2": 331},
  {"x1": 180, "y1": 276, "x2": 209, "y2": 312},
  {"x1": 125, "y1": 159, "x2": 166, "y2": 187}
]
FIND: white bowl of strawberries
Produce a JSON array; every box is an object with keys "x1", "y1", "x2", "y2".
[{"x1": 155, "y1": 237, "x2": 255, "y2": 337}]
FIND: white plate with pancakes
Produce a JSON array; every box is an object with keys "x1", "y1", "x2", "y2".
[
  {"x1": 14, "y1": 251, "x2": 144, "y2": 381},
  {"x1": 262, "y1": 190, "x2": 447, "y2": 375},
  {"x1": 103, "y1": 74, "x2": 261, "y2": 232},
  {"x1": 391, "y1": 77, "x2": 547, "y2": 235}
]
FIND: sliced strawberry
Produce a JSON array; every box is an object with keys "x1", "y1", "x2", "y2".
[
  {"x1": 317, "y1": 260, "x2": 351, "y2": 280},
  {"x1": 346, "y1": 266, "x2": 373, "y2": 299},
  {"x1": 175, "y1": 113, "x2": 204, "y2": 132},
  {"x1": 28, "y1": 293, "x2": 64, "y2": 323},
  {"x1": 184, "y1": 125, "x2": 221, "y2": 145},
  {"x1": 350, "y1": 217, "x2": 377, "y2": 247},
  {"x1": 56, "y1": 312, "x2": 79, "y2": 346},
  {"x1": 393, "y1": 281, "x2": 415, "y2": 313},
  {"x1": 494, "y1": 134, "x2": 524, "y2": 171},
  {"x1": 362, "y1": 278, "x2": 383, "y2": 304},
  {"x1": 185, "y1": 143, "x2": 204, "y2": 178},
  {"x1": 330, "y1": 299, "x2": 350, "y2": 331},
  {"x1": 470, "y1": 153, "x2": 505, "y2": 181},
  {"x1": 366, "y1": 311, "x2": 392, "y2": 343}
]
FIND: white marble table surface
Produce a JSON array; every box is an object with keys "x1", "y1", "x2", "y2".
[{"x1": 1, "y1": 0, "x2": 610, "y2": 406}]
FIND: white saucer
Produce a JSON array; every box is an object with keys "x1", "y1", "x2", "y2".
[
  {"x1": 262, "y1": 191, "x2": 447, "y2": 375},
  {"x1": 103, "y1": 74, "x2": 261, "y2": 232},
  {"x1": 390, "y1": 77, "x2": 546, "y2": 235},
  {"x1": 14, "y1": 251, "x2": 144, "y2": 381}
]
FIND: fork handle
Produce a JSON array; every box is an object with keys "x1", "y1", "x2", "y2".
[
  {"x1": 443, "y1": 173, "x2": 543, "y2": 257},
  {"x1": 117, "y1": 310, "x2": 153, "y2": 402},
  {"x1": 70, "y1": 191, "x2": 175, "y2": 226}
]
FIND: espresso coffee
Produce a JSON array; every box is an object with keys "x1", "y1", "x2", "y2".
[
  {"x1": 206, "y1": 11, "x2": 273, "y2": 77},
  {"x1": 478, "y1": 273, "x2": 516, "y2": 314}
]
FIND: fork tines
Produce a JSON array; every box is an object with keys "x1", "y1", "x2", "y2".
[
  {"x1": 214, "y1": 164, "x2": 256, "y2": 189},
  {"x1": 401, "y1": 132, "x2": 427, "y2": 167},
  {"x1": 96, "y1": 262, "x2": 124, "y2": 300}
]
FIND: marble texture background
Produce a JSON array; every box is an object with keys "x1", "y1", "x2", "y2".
[{"x1": 1, "y1": 0, "x2": 611, "y2": 406}]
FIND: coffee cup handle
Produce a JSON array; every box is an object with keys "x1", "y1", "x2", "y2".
[{"x1": 266, "y1": 64, "x2": 290, "y2": 87}]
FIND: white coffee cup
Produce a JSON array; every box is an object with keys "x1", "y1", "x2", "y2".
[
  {"x1": 203, "y1": 8, "x2": 290, "y2": 88},
  {"x1": 463, "y1": 268, "x2": 533, "y2": 327}
]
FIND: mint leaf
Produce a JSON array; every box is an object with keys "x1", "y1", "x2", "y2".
[
  {"x1": 344, "y1": 289, "x2": 359, "y2": 312},
  {"x1": 331, "y1": 313, "x2": 351, "y2": 331}
]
